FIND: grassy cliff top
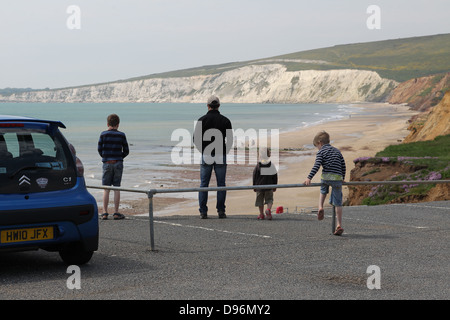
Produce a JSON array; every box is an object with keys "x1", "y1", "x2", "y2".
[
  {"x1": 131, "y1": 33, "x2": 450, "y2": 83},
  {"x1": 5, "y1": 33, "x2": 449, "y2": 92},
  {"x1": 274, "y1": 34, "x2": 450, "y2": 82}
]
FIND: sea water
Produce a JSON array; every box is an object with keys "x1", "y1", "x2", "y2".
[{"x1": 0, "y1": 102, "x2": 361, "y2": 199}]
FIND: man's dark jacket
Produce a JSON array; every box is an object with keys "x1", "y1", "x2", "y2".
[{"x1": 193, "y1": 109, "x2": 233, "y2": 157}]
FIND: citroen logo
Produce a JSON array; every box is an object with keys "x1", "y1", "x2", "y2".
[{"x1": 19, "y1": 175, "x2": 31, "y2": 186}]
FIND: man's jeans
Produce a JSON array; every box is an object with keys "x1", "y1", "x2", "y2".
[{"x1": 199, "y1": 156, "x2": 227, "y2": 214}]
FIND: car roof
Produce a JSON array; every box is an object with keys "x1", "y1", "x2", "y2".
[{"x1": 0, "y1": 115, "x2": 66, "y2": 128}]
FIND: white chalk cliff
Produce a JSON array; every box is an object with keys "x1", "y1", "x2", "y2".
[{"x1": 1, "y1": 64, "x2": 397, "y2": 103}]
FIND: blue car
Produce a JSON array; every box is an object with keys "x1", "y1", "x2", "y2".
[{"x1": 0, "y1": 115, "x2": 98, "y2": 265}]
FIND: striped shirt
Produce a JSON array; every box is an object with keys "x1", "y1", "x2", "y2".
[
  {"x1": 98, "y1": 129, "x2": 129, "y2": 162},
  {"x1": 307, "y1": 144, "x2": 346, "y2": 180}
]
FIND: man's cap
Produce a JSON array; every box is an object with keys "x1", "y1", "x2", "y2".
[{"x1": 207, "y1": 95, "x2": 220, "y2": 107}]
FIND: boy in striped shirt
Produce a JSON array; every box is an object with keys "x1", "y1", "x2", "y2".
[
  {"x1": 98, "y1": 114, "x2": 129, "y2": 220},
  {"x1": 304, "y1": 131, "x2": 346, "y2": 235}
]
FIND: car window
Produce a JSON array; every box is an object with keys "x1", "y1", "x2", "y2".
[
  {"x1": 0, "y1": 127, "x2": 77, "y2": 193},
  {"x1": 1, "y1": 132, "x2": 66, "y2": 168}
]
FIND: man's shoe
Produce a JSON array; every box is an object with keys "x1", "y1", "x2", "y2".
[
  {"x1": 218, "y1": 211, "x2": 227, "y2": 219},
  {"x1": 200, "y1": 213, "x2": 208, "y2": 219}
]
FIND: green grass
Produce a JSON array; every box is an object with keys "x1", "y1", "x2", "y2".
[
  {"x1": 359, "y1": 135, "x2": 450, "y2": 205},
  {"x1": 9, "y1": 33, "x2": 450, "y2": 91},
  {"x1": 376, "y1": 134, "x2": 450, "y2": 172},
  {"x1": 69, "y1": 33, "x2": 450, "y2": 89},
  {"x1": 145, "y1": 33, "x2": 450, "y2": 83},
  {"x1": 271, "y1": 34, "x2": 450, "y2": 82}
]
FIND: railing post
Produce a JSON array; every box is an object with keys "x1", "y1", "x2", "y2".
[
  {"x1": 332, "y1": 206, "x2": 336, "y2": 234},
  {"x1": 147, "y1": 189, "x2": 156, "y2": 251}
]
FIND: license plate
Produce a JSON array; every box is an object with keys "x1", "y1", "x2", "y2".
[{"x1": 1, "y1": 226, "x2": 54, "y2": 244}]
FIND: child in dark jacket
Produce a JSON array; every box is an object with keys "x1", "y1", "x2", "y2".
[{"x1": 253, "y1": 147, "x2": 278, "y2": 220}]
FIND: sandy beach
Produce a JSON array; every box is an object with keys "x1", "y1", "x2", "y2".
[{"x1": 112, "y1": 103, "x2": 417, "y2": 217}]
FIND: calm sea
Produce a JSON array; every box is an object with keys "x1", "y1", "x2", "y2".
[{"x1": 0, "y1": 102, "x2": 360, "y2": 199}]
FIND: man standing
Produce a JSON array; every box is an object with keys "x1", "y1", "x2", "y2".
[{"x1": 194, "y1": 96, "x2": 233, "y2": 219}]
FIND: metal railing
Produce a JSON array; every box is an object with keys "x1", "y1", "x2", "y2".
[{"x1": 87, "y1": 179, "x2": 450, "y2": 251}]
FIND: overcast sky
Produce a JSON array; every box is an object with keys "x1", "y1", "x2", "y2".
[{"x1": 0, "y1": 0, "x2": 449, "y2": 89}]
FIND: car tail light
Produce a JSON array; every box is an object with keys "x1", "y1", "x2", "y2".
[
  {"x1": 69, "y1": 143, "x2": 84, "y2": 176},
  {"x1": 0, "y1": 123, "x2": 24, "y2": 127},
  {"x1": 76, "y1": 157, "x2": 84, "y2": 177},
  {"x1": 69, "y1": 143, "x2": 76, "y2": 156}
]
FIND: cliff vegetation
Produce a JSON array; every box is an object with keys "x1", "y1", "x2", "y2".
[{"x1": 347, "y1": 91, "x2": 450, "y2": 205}]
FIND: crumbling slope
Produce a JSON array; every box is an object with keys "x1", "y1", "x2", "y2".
[
  {"x1": 388, "y1": 72, "x2": 450, "y2": 111},
  {"x1": 403, "y1": 90, "x2": 450, "y2": 143}
]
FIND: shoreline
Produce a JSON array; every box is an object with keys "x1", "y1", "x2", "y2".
[{"x1": 109, "y1": 102, "x2": 418, "y2": 217}]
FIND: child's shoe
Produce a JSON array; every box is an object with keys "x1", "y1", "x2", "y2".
[
  {"x1": 257, "y1": 213, "x2": 265, "y2": 220},
  {"x1": 265, "y1": 209, "x2": 272, "y2": 220},
  {"x1": 333, "y1": 226, "x2": 344, "y2": 236}
]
